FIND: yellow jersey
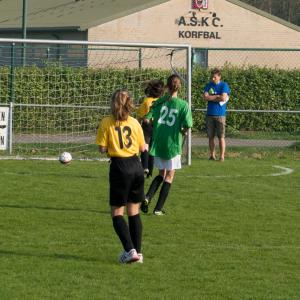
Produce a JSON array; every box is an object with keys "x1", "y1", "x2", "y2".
[
  {"x1": 96, "y1": 116, "x2": 145, "y2": 157},
  {"x1": 137, "y1": 97, "x2": 158, "y2": 118}
]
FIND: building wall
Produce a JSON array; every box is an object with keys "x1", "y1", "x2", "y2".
[{"x1": 88, "y1": 0, "x2": 300, "y2": 69}]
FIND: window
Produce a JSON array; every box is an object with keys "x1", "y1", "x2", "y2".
[{"x1": 192, "y1": 48, "x2": 208, "y2": 68}]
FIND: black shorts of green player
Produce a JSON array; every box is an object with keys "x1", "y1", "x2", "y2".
[{"x1": 109, "y1": 155, "x2": 145, "y2": 206}]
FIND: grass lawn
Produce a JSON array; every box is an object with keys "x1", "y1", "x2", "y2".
[{"x1": 0, "y1": 151, "x2": 299, "y2": 299}]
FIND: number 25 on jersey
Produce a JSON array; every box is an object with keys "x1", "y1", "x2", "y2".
[{"x1": 158, "y1": 106, "x2": 178, "y2": 127}]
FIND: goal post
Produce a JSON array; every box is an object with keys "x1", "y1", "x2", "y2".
[{"x1": 0, "y1": 38, "x2": 192, "y2": 164}]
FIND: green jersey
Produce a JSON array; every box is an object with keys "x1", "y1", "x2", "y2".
[{"x1": 146, "y1": 94, "x2": 193, "y2": 160}]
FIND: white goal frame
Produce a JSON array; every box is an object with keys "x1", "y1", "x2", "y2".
[{"x1": 0, "y1": 38, "x2": 192, "y2": 165}]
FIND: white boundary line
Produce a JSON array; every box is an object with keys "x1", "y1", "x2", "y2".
[
  {"x1": 186, "y1": 165, "x2": 294, "y2": 178},
  {"x1": 0, "y1": 156, "x2": 109, "y2": 162}
]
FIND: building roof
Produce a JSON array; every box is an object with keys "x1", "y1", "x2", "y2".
[
  {"x1": 227, "y1": 0, "x2": 300, "y2": 32},
  {"x1": 0, "y1": 0, "x2": 170, "y2": 31},
  {"x1": 0, "y1": 0, "x2": 299, "y2": 32}
]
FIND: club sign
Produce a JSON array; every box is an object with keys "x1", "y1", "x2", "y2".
[
  {"x1": 176, "y1": 1, "x2": 223, "y2": 40},
  {"x1": 192, "y1": 0, "x2": 208, "y2": 9}
]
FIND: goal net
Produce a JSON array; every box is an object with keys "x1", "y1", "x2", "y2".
[{"x1": 0, "y1": 39, "x2": 192, "y2": 164}]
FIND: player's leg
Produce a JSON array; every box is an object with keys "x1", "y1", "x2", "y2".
[
  {"x1": 147, "y1": 137, "x2": 154, "y2": 178},
  {"x1": 140, "y1": 150, "x2": 149, "y2": 173},
  {"x1": 207, "y1": 116, "x2": 216, "y2": 160},
  {"x1": 147, "y1": 154, "x2": 154, "y2": 178},
  {"x1": 153, "y1": 169, "x2": 175, "y2": 215},
  {"x1": 216, "y1": 117, "x2": 226, "y2": 161},
  {"x1": 111, "y1": 206, "x2": 135, "y2": 255},
  {"x1": 110, "y1": 158, "x2": 139, "y2": 263},
  {"x1": 141, "y1": 168, "x2": 165, "y2": 213},
  {"x1": 141, "y1": 123, "x2": 152, "y2": 174},
  {"x1": 127, "y1": 158, "x2": 145, "y2": 263},
  {"x1": 127, "y1": 203, "x2": 143, "y2": 263}
]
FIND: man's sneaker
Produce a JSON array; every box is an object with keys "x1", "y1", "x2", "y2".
[
  {"x1": 119, "y1": 249, "x2": 139, "y2": 264},
  {"x1": 136, "y1": 253, "x2": 143, "y2": 263},
  {"x1": 141, "y1": 197, "x2": 150, "y2": 213},
  {"x1": 153, "y1": 210, "x2": 166, "y2": 216}
]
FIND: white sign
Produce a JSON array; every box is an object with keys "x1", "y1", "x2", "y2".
[{"x1": 0, "y1": 107, "x2": 9, "y2": 150}]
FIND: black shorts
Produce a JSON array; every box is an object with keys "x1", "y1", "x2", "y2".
[{"x1": 109, "y1": 155, "x2": 145, "y2": 207}]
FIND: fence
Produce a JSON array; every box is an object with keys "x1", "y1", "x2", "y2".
[
  {"x1": 0, "y1": 40, "x2": 299, "y2": 161},
  {"x1": 0, "y1": 38, "x2": 192, "y2": 162},
  {"x1": 191, "y1": 48, "x2": 300, "y2": 150}
]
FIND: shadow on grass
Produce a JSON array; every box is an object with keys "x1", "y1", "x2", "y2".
[
  {"x1": 0, "y1": 249, "x2": 105, "y2": 263},
  {"x1": 0, "y1": 204, "x2": 109, "y2": 215}
]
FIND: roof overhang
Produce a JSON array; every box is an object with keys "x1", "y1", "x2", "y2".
[{"x1": 0, "y1": 0, "x2": 171, "y2": 31}]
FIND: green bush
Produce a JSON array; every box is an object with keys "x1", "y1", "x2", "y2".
[
  {"x1": 1, "y1": 65, "x2": 299, "y2": 133},
  {"x1": 192, "y1": 65, "x2": 300, "y2": 133}
]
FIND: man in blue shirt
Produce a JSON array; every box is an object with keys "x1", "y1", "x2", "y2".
[{"x1": 203, "y1": 68, "x2": 230, "y2": 161}]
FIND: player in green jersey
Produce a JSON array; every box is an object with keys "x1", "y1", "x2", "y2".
[{"x1": 141, "y1": 74, "x2": 193, "y2": 215}]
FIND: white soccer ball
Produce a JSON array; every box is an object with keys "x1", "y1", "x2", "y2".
[{"x1": 59, "y1": 152, "x2": 72, "y2": 164}]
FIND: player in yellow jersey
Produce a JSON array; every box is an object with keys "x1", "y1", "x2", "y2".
[
  {"x1": 137, "y1": 79, "x2": 165, "y2": 177},
  {"x1": 96, "y1": 89, "x2": 147, "y2": 264}
]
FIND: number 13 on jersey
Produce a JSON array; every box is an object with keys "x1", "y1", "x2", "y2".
[{"x1": 158, "y1": 106, "x2": 178, "y2": 126}]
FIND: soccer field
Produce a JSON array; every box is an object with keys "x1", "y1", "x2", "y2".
[{"x1": 0, "y1": 154, "x2": 299, "y2": 299}]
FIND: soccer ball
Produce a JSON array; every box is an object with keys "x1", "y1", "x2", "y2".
[{"x1": 59, "y1": 152, "x2": 72, "y2": 164}]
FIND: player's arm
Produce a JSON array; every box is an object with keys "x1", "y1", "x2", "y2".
[
  {"x1": 139, "y1": 143, "x2": 149, "y2": 152},
  {"x1": 203, "y1": 84, "x2": 219, "y2": 102},
  {"x1": 99, "y1": 146, "x2": 108, "y2": 153},
  {"x1": 96, "y1": 119, "x2": 109, "y2": 154},
  {"x1": 181, "y1": 103, "x2": 193, "y2": 133},
  {"x1": 204, "y1": 91, "x2": 217, "y2": 102},
  {"x1": 204, "y1": 92, "x2": 228, "y2": 102}
]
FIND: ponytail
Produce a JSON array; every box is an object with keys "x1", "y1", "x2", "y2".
[
  {"x1": 167, "y1": 74, "x2": 181, "y2": 96},
  {"x1": 110, "y1": 89, "x2": 134, "y2": 121}
]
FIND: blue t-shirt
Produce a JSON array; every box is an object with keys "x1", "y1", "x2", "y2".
[{"x1": 204, "y1": 81, "x2": 231, "y2": 116}]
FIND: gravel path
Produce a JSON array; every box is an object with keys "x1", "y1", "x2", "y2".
[
  {"x1": 12, "y1": 133, "x2": 298, "y2": 148},
  {"x1": 192, "y1": 136, "x2": 297, "y2": 147}
]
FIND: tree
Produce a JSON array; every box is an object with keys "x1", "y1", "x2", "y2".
[{"x1": 239, "y1": 0, "x2": 300, "y2": 26}]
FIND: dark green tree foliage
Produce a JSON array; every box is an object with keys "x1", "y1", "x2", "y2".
[{"x1": 240, "y1": 0, "x2": 300, "y2": 26}]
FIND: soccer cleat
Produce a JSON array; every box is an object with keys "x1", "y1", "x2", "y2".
[
  {"x1": 141, "y1": 197, "x2": 150, "y2": 214},
  {"x1": 153, "y1": 210, "x2": 166, "y2": 216},
  {"x1": 119, "y1": 249, "x2": 139, "y2": 264},
  {"x1": 136, "y1": 253, "x2": 143, "y2": 264}
]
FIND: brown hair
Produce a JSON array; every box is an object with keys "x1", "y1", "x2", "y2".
[
  {"x1": 110, "y1": 89, "x2": 134, "y2": 121},
  {"x1": 167, "y1": 74, "x2": 181, "y2": 95},
  {"x1": 211, "y1": 68, "x2": 222, "y2": 77},
  {"x1": 144, "y1": 79, "x2": 165, "y2": 98}
]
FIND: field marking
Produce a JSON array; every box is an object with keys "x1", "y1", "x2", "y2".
[
  {"x1": 186, "y1": 165, "x2": 294, "y2": 178},
  {"x1": 0, "y1": 164, "x2": 294, "y2": 178}
]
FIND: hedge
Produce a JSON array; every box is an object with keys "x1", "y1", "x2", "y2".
[
  {"x1": 192, "y1": 65, "x2": 300, "y2": 133},
  {"x1": 0, "y1": 65, "x2": 299, "y2": 133}
]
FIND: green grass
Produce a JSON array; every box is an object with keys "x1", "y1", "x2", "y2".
[{"x1": 0, "y1": 152, "x2": 300, "y2": 299}]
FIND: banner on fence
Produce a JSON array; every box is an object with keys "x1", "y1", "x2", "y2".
[{"x1": 0, "y1": 107, "x2": 9, "y2": 150}]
